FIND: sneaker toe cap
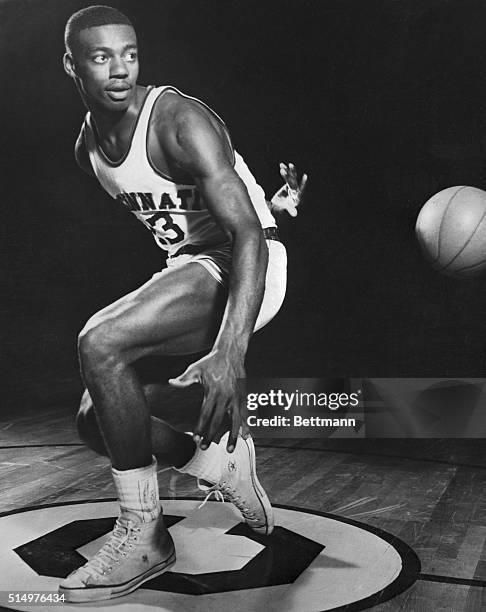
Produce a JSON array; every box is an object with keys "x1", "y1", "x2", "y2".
[{"x1": 59, "y1": 571, "x2": 88, "y2": 589}]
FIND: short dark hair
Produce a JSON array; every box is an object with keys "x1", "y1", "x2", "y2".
[{"x1": 65, "y1": 5, "x2": 134, "y2": 54}]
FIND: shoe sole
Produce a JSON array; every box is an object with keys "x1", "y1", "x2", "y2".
[
  {"x1": 244, "y1": 436, "x2": 274, "y2": 535},
  {"x1": 59, "y1": 550, "x2": 176, "y2": 602}
]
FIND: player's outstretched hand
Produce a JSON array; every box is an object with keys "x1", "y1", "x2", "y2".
[
  {"x1": 270, "y1": 162, "x2": 308, "y2": 217},
  {"x1": 168, "y1": 350, "x2": 249, "y2": 453}
]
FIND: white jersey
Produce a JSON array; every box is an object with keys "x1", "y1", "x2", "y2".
[{"x1": 82, "y1": 85, "x2": 276, "y2": 257}]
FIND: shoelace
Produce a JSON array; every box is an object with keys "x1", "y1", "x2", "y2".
[
  {"x1": 198, "y1": 481, "x2": 258, "y2": 522},
  {"x1": 198, "y1": 486, "x2": 225, "y2": 509},
  {"x1": 75, "y1": 519, "x2": 140, "y2": 581}
]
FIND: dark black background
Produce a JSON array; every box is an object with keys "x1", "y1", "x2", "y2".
[{"x1": 3, "y1": 0, "x2": 486, "y2": 414}]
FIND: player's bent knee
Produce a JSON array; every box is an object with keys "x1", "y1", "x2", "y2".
[{"x1": 77, "y1": 319, "x2": 124, "y2": 368}]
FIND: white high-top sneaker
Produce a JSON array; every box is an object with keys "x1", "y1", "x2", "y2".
[
  {"x1": 59, "y1": 513, "x2": 175, "y2": 602},
  {"x1": 200, "y1": 434, "x2": 274, "y2": 535}
]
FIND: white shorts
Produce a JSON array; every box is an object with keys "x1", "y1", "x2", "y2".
[{"x1": 165, "y1": 239, "x2": 287, "y2": 331}]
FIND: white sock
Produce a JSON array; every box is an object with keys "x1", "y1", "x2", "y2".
[
  {"x1": 175, "y1": 441, "x2": 222, "y2": 484},
  {"x1": 112, "y1": 456, "x2": 160, "y2": 523}
]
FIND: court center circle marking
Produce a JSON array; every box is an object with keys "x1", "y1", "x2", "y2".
[{"x1": 0, "y1": 498, "x2": 420, "y2": 611}]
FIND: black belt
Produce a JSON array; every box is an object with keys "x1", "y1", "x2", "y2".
[
  {"x1": 263, "y1": 226, "x2": 280, "y2": 241},
  {"x1": 172, "y1": 227, "x2": 280, "y2": 258}
]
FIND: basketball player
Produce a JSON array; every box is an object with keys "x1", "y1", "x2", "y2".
[{"x1": 60, "y1": 5, "x2": 306, "y2": 601}]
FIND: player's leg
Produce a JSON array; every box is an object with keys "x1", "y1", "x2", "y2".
[
  {"x1": 60, "y1": 264, "x2": 226, "y2": 602},
  {"x1": 77, "y1": 262, "x2": 226, "y2": 471},
  {"x1": 76, "y1": 383, "x2": 213, "y2": 468},
  {"x1": 64, "y1": 241, "x2": 286, "y2": 596}
]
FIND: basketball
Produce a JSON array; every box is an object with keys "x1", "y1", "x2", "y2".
[{"x1": 415, "y1": 186, "x2": 486, "y2": 276}]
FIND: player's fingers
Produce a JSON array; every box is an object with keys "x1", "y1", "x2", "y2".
[
  {"x1": 299, "y1": 173, "x2": 308, "y2": 191},
  {"x1": 227, "y1": 404, "x2": 240, "y2": 453},
  {"x1": 193, "y1": 392, "x2": 216, "y2": 445},
  {"x1": 240, "y1": 396, "x2": 251, "y2": 439},
  {"x1": 241, "y1": 419, "x2": 251, "y2": 439},
  {"x1": 286, "y1": 162, "x2": 299, "y2": 189},
  {"x1": 168, "y1": 367, "x2": 201, "y2": 388},
  {"x1": 200, "y1": 395, "x2": 226, "y2": 449}
]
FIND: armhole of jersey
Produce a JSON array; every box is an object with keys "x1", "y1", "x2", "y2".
[
  {"x1": 77, "y1": 121, "x2": 94, "y2": 176},
  {"x1": 145, "y1": 86, "x2": 236, "y2": 184}
]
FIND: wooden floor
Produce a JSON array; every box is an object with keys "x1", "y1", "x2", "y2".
[{"x1": 1, "y1": 404, "x2": 486, "y2": 611}]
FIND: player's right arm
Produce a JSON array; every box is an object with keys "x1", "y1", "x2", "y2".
[{"x1": 75, "y1": 126, "x2": 95, "y2": 176}]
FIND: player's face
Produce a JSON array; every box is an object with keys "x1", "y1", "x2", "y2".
[{"x1": 68, "y1": 24, "x2": 139, "y2": 112}]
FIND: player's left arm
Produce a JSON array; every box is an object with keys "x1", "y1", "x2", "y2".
[{"x1": 167, "y1": 106, "x2": 267, "y2": 452}]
